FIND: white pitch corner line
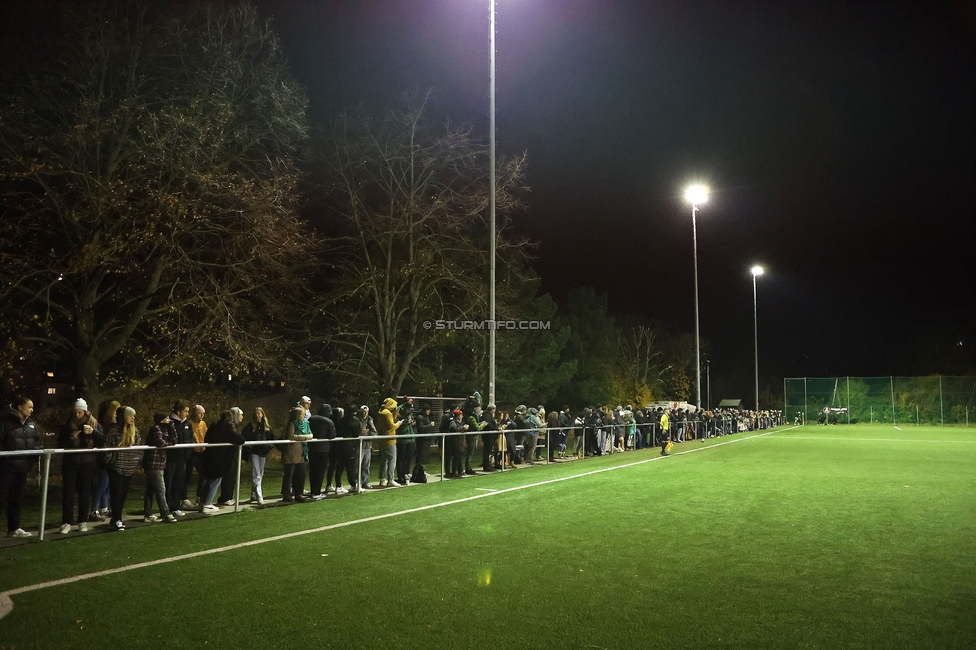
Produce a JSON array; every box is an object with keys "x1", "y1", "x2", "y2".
[{"x1": 0, "y1": 425, "x2": 797, "y2": 619}]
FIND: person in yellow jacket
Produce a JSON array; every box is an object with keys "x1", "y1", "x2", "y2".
[
  {"x1": 659, "y1": 409, "x2": 672, "y2": 456},
  {"x1": 376, "y1": 398, "x2": 402, "y2": 488}
]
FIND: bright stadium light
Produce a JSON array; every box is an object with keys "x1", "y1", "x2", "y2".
[
  {"x1": 684, "y1": 184, "x2": 709, "y2": 205},
  {"x1": 684, "y1": 182, "x2": 710, "y2": 410},
  {"x1": 751, "y1": 265, "x2": 765, "y2": 411}
]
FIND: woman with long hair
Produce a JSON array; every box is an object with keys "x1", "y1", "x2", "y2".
[
  {"x1": 90, "y1": 399, "x2": 120, "y2": 521},
  {"x1": 241, "y1": 407, "x2": 273, "y2": 505},
  {"x1": 104, "y1": 406, "x2": 142, "y2": 531},
  {"x1": 0, "y1": 395, "x2": 40, "y2": 538}
]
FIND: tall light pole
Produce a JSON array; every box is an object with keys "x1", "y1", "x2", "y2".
[
  {"x1": 684, "y1": 184, "x2": 708, "y2": 410},
  {"x1": 488, "y1": 0, "x2": 497, "y2": 407},
  {"x1": 751, "y1": 265, "x2": 764, "y2": 411}
]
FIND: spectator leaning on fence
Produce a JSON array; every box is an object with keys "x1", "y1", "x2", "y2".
[
  {"x1": 90, "y1": 399, "x2": 120, "y2": 521},
  {"x1": 143, "y1": 413, "x2": 177, "y2": 524},
  {"x1": 105, "y1": 406, "x2": 143, "y2": 531},
  {"x1": 376, "y1": 397, "x2": 402, "y2": 488},
  {"x1": 199, "y1": 408, "x2": 246, "y2": 512},
  {"x1": 57, "y1": 398, "x2": 104, "y2": 534},
  {"x1": 242, "y1": 407, "x2": 273, "y2": 505},
  {"x1": 410, "y1": 402, "x2": 434, "y2": 484},
  {"x1": 281, "y1": 406, "x2": 312, "y2": 502},
  {"x1": 308, "y1": 404, "x2": 336, "y2": 499},
  {"x1": 183, "y1": 405, "x2": 207, "y2": 510},
  {"x1": 166, "y1": 400, "x2": 193, "y2": 517},
  {"x1": 1, "y1": 395, "x2": 40, "y2": 538}
]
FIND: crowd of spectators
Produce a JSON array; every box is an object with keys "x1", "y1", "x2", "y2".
[{"x1": 0, "y1": 391, "x2": 782, "y2": 538}]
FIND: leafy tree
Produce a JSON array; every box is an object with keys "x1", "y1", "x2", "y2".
[
  {"x1": 314, "y1": 90, "x2": 527, "y2": 398},
  {"x1": 0, "y1": 1, "x2": 311, "y2": 403}
]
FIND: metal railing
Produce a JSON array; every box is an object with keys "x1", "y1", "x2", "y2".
[{"x1": 1, "y1": 413, "x2": 783, "y2": 542}]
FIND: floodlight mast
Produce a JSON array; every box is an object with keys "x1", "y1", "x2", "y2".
[
  {"x1": 488, "y1": 0, "x2": 496, "y2": 407},
  {"x1": 685, "y1": 184, "x2": 708, "y2": 411},
  {"x1": 751, "y1": 266, "x2": 764, "y2": 411}
]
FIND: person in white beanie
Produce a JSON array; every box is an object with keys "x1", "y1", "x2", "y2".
[{"x1": 56, "y1": 398, "x2": 104, "y2": 534}]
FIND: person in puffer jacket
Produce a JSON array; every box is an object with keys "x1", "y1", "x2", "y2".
[{"x1": 0, "y1": 396, "x2": 40, "y2": 538}]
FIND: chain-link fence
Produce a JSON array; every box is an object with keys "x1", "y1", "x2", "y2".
[{"x1": 784, "y1": 377, "x2": 976, "y2": 426}]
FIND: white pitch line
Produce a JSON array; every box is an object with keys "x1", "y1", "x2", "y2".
[
  {"x1": 474, "y1": 487, "x2": 498, "y2": 492},
  {"x1": 766, "y1": 436, "x2": 976, "y2": 444},
  {"x1": 0, "y1": 425, "x2": 796, "y2": 620}
]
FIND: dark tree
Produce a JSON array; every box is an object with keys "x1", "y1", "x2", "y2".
[{"x1": 0, "y1": 1, "x2": 312, "y2": 403}]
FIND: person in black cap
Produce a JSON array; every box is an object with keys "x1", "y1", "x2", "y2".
[
  {"x1": 480, "y1": 404, "x2": 500, "y2": 471},
  {"x1": 411, "y1": 402, "x2": 433, "y2": 483}
]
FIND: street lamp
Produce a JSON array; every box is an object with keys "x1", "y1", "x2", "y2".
[
  {"x1": 488, "y1": 0, "x2": 497, "y2": 407},
  {"x1": 684, "y1": 184, "x2": 708, "y2": 410},
  {"x1": 751, "y1": 265, "x2": 764, "y2": 411}
]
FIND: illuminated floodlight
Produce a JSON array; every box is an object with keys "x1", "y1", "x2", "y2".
[
  {"x1": 684, "y1": 184, "x2": 709, "y2": 205},
  {"x1": 751, "y1": 265, "x2": 764, "y2": 277}
]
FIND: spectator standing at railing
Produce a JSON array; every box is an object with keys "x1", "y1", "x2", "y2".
[
  {"x1": 480, "y1": 404, "x2": 500, "y2": 471},
  {"x1": 143, "y1": 413, "x2": 177, "y2": 524},
  {"x1": 217, "y1": 407, "x2": 246, "y2": 507},
  {"x1": 359, "y1": 406, "x2": 376, "y2": 490},
  {"x1": 57, "y1": 398, "x2": 104, "y2": 534},
  {"x1": 104, "y1": 406, "x2": 142, "y2": 531},
  {"x1": 90, "y1": 399, "x2": 120, "y2": 522},
  {"x1": 182, "y1": 405, "x2": 207, "y2": 510},
  {"x1": 546, "y1": 408, "x2": 562, "y2": 461},
  {"x1": 198, "y1": 408, "x2": 245, "y2": 512},
  {"x1": 308, "y1": 404, "x2": 336, "y2": 499},
  {"x1": 242, "y1": 407, "x2": 273, "y2": 505},
  {"x1": 281, "y1": 406, "x2": 313, "y2": 502},
  {"x1": 1, "y1": 395, "x2": 39, "y2": 538},
  {"x1": 462, "y1": 405, "x2": 487, "y2": 475},
  {"x1": 444, "y1": 408, "x2": 467, "y2": 478},
  {"x1": 524, "y1": 407, "x2": 543, "y2": 464},
  {"x1": 165, "y1": 400, "x2": 192, "y2": 517},
  {"x1": 499, "y1": 410, "x2": 517, "y2": 468},
  {"x1": 376, "y1": 397, "x2": 401, "y2": 488},
  {"x1": 331, "y1": 405, "x2": 362, "y2": 494},
  {"x1": 511, "y1": 405, "x2": 528, "y2": 464},
  {"x1": 395, "y1": 399, "x2": 416, "y2": 486},
  {"x1": 410, "y1": 403, "x2": 434, "y2": 483}
]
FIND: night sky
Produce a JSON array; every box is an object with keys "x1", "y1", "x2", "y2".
[{"x1": 6, "y1": 1, "x2": 975, "y2": 401}]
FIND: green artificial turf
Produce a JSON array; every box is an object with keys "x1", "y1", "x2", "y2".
[{"x1": 1, "y1": 425, "x2": 974, "y2": 649}]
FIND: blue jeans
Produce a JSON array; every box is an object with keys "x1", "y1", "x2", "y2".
[
  {"x1": 200, "y1": 477, "x2": 222, "y2": 506},
  {"x1": 379, "y1": 445, "x2": 396, "y2": 481},
  {"x1": 93, "y1": 469, "x2": 110, "y2": 512}
]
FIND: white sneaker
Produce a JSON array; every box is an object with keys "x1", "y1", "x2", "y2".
[
  {"x1": 202, "y1": 504, "x2": 219, "y2": 513},
  {"x1": 79, "y1": 522, "x2": 88, "y2": 532},
  {"x1": 312, "y1": 493, "x2": 327, "y2": 501},
  {"x1": 143, "y1": 515, "x2": 160, "y2": 523},
  {"x1": 335, "y1": 486, "x2": 348, "y2": 495},
  {"x1": 8, "y1": 528, "x2": 32, "y2": 538},
  {"x1": 181, "y1": 499, "x2": 196, "y2": 509},
  {"x1": 59, "y1": 523, "x2": 71, "y2": 534},
  {"x1": 220, "y1": 499, "x2": 235, "y2": 506},
  {"x1": 389, "y1": 480, "x2": 401, "y2": 488},
  {"x1": 173, "y1": 510, "x2": 185, "y2": 517}
]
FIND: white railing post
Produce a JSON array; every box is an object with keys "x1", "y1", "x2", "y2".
[
  {"x1": 234, "y1": 445, "x2": 243, "y2": 513},
  {"x1": 37, "y1": 450, "x2": 52, "y2": 542}
]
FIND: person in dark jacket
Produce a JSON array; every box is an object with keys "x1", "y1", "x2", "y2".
[
  {"x1": 480, "y1": 404, "x2": 500, "y2": 471},
  {"x1": 164, "y1": 400, "x2": 192, "y2": 516},
  {"x1": 241, "y1": 407, "x2": 273, "y2": 505},
  {"x1": 143, "y1": 413, "x2": 177, "y2": 524},
  {"x1": 1, "y1": 396, "x2": 40, "y2": 538},
  {"x1": 329, "y1": 405, "x2": 361, "y2": 495},
  {"x1": 410, "y1": 403, "x2": 434, "y2": 484},
  {"x1": 395, "y1": 398, "x2": 416, "y2": 486},
  {"x1": 56, "y1": 398, "x2": 104, "y2": 534},
  {"x1": 308, "y1": 404, "x2": 336, "y2": 499},
  {"x1": 199, "y1": 409, "x2": 245, "y2": 512},
  {"x1": 104, "y1": 406, "x2": 143, "y2": 531},
  {"x1": 444, "y1": 409, "x2": 467, "y2": 478}
]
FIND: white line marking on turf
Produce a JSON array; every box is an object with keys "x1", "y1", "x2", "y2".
[
  {"x1": 474, "y1": 488, "x2": 498, "y2": 492},
  {"x1": 766, "y1": 436, "x2": 976, "y2": 444},
  {"x1": 0, "y1": 426, "x2": 797, "y2": 619}
]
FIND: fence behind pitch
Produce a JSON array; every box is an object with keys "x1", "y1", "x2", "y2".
[{"x1": 785, "y1": 376, "x2": 976, "y2": 426}]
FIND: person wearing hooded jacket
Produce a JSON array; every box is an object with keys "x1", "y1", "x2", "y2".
[
  {"x1": 376, "y1": 397, "x2": 402, "y2": 488},
  {"x1": 142, "y1": 413, "x2": 177, "y2": 524},
  {"x1": 410, "y1": 403, "x2": 434, "y2": 484},
  {"x1": 308, "y1": 404, "x2": 336, "y2": 499},
  {"x1": 330, "y1": 405, "x2": 361, "y2": 494},
  {"x1": 104, "y1": 406, "x2": 143, "y2": 531},
  {"x1": 56, "y1": 398, "x2": 104, "y2": 534},
  {"x1": 242, "y1": 407, "x2": 273, "y2": 505},
  {"x1": 1, "y1": 396, "x2": 40, "y2": 538},
  {"x1": 199, "y1": 408, "x2": 246, "y2": 511}
]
